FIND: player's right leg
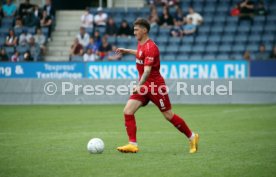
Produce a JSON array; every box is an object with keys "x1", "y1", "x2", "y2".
[{"x1": 117, "y1": 99, "x2": 143, "y2": 153}]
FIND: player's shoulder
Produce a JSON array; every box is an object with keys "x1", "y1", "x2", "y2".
[{"x1": 146, "y1": 39, "x2": 159, "y2": 50}]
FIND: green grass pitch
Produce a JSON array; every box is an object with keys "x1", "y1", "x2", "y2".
[{"x1": 0, "y1": 104, "x2": 276, "y2": 177}]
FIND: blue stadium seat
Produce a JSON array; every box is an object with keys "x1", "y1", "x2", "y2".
[
  {"x1": 208, "y1": 35, "x2": 221, "y2": 44},
  {"x1": 182, "y1": 36, "x2": 194, "y2": 44},
  {"x1": 232, "y1": 44, "x2": 245, "y2": 53},
  {"x1": 0, "y1": 37, "x2": 5, "y2": 46},
  {"x1": 116, "y1": 37, "x2": 130, "y2": 45},
  {"x1": 250, "y1": 26, "x2": 263, "y2": 34},
  {"x1": 246, "y1": 44, "x2": 259, "y2": 52},
  {"x1": 179, "y1": 45, "x2": 192, "y2": 53},
  {"x1": 0, "y1": 27, "x2": 9, "y2": 37},
  {"x1": 189, "y1": 54, "x2": 203, "y2": 60},
  {"x1": 1, "y1": 18, "x2": 14, "y2": 27},
  {"x1": 176, "y1": 54, "x2": 189, "y2": 60},
  {"x1": 262, "y1": 34, "x2": 275, "y2": 43},
  {"x1": 195, "y1": 35, "x2": 208, "y2": 44},
  {"x1": 234, "y1": 34, "x2": 248, "y2": 44},
  {"x1": 107, "y1": 36, "x2": 116, "y2": 44},
  {"x1": 202, "y1": 54, "x2": 216, "y2": 60},
  {"x1": 219, "y1": 45, "x2": 232, "y2": 53},
  {"x1": 27, "y1": 27, "x2": 36, "y2": 35},
  {"x1": 168, "y1": 37, "x2": 181, "y2": 45},
  {"x1": 85, "y1": 27, "x2": 93, "y2": 34},
  {"x1": 206, "y1": 45, "x2": 219, "y2": 53},
  {"x1": 216, "y1": 54, "x2": 230, "y2": 60},
  {"x1": 156, "y1": 36, "x2": 168, "y2": 46},
  {"x1": 163, "y1": 54, "x2": 176, "y2": 61},
  {"x1": 211, "y1": 25, "x2": 224, "y2": 34},
  {"x1": 71, "y1": 56, "x2": 83, "y2": 62},
  {"x1": 221, "y1": 35, "x2": 234, "y2": 44},
  {"x1": 4, "y1": 47, "x2": 15, "y2": 55},
  {"x1": 237, "y1": 26, "x2": 250, "y2": 34},
  {"x1": 123, "y1": 54, "x2": 133, "y2": 61},
  {"x1": 16, "y1": 45, "x2": 29, "y2": 54},
  {"x1": 198, "y1": 26, "x2": 210, "y2": 34},
  {"x1": 230, "y1": 53, "x2": 243, "y2": 60},
  {"x1": 224, "y1": 25, "x2": 237, "y2": 34},
  {"x1": 248, "y1": 35, "x2": 261, "y2": 43},
  {"x1": 165, "y1": 45, "x2": 179, "y2": 54},
  {"x1": 192, "y1": 45, "x2": 205, "y2": 53}
]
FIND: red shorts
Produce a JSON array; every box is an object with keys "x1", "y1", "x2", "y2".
[{"x1": 129, "y1": 84, "x2": 172, "y2": 112}]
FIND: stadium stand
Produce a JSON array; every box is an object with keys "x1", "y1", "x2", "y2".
[{"x1": 67, "y1": 0, "x2": 275, "y2": 61}]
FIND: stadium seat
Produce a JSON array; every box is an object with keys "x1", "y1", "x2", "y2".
[
  {"x1": 0, "y1": 27, "x2": 9, "y2": 37},
  {"x1": 248, "y1": 35, "x2": 261, "y2": 43},
  {"x1": 0, "y1": 37, "x2": 5, "y2": 46},
  {"x1": 195, "y1": 35, "x2": 208, "y2": 44},
  {"x1": 4, "y1": 47, "x2": 15, "y2": 55},
  {"x1": 246, "y1": 44, "x2": 259, "y2": 52},
  {"x1": 123, "y1": 54, "x2": 134, "y2": 61},
  {"x1": 16, "y1": 46, "x2": 29, "y2": 54},
  {"x1": 206, "y1": 45, "x2": 219, "y2": 53},
  {"x1": 232, "y1": 44, "x2": 246, "y2": 53},
  {"x1": 176, "y1": 54, "x2": 189, "y2": 60},
  {"x1": 216, "y1": 54, "x2": 230, "y2": 60},
  {"x1": 262, "y1": 34, "x2": 275, "y2": 43},
  {"x1": 219, "y1": 45, "x2": 232, "y2": 53},
  {"x1": 203, "y1": 54, "x2": 216, "y2": 60},
  {"x1": 221, "y1": 35, "x2": 234, "y2": 44},
  {"x1": 189, "y1": 54, "x2": 203, "y2": 60},
  {"x1": 168, "y1": 37, "x2": 181, "y2": 45},
  {"x1": 163, "y1": 54, "x2": 176, "y2": 61},
  {"x1": 41, "y1": 27, "x2": 49, "y2": 37},
  {"x1": 165, "y1": 45, "x2": 179, "y2": 54},
  {"x1": 179, "y1": 45, "x2": 192, "y2": 53},
  {"x1": 14, "y1": 28, "x2": 23, "y2": 36},
  {"x1": 208, "y1": 35, "x2": 221, "y2": 44},
  {"x1": 27, "y1": 27, "x2": 36, "y2": 35},
  {"x1": 1, "y1": 17, "x2": 14, "y2": 27},
  {"x1": 192, "y1": 45, "x2": 205, "y2": 53},
  {"x1": 155, "y1": 36, "x2": 168, "y2": 45},
  {"x1": 71, "y1": 56, "x2": 83, "y2": 62},
  {"x1": 107, "y1": 36, "x2": 116, "y2": 44}
]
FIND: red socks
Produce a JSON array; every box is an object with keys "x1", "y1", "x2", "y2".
[
  {"x1": 169, "y1": 114, "x2": 192, "y2": 138},
  {"x1": 124, "y1": 114, "x2": 137, "y2": 143}
]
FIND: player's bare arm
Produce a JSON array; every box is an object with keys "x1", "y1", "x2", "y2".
[
  {"x1": 116, "y1": 48, "x2": 137, "y2": 55},
  {"x1": 133, "y1": 66, "x2": 152, "y2": 94}
]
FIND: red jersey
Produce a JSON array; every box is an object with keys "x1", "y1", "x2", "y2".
[{"x1": 135, "y1": 39, "x2": 165, "y2": 86}]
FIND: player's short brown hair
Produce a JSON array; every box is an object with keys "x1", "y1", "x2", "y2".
[{"x1": 134, "y1": 18, "x2": 150, "y2": 33}]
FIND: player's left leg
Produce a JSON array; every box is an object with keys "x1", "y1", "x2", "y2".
[
  {"x1": 149, "y1": 86, "x2": 199, "y2": 153},
  {"x1": 162, "y1": 110, "x2": 199, "y2": 153}
]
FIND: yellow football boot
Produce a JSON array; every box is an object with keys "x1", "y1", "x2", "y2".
[
  {"x1": 189, "y1": 133, "x2": 199, "y2": 153},
  {"x1": 117, "y1": 144, "x2": 139, "y2": 153}
]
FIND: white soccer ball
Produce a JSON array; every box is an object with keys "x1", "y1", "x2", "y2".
[{"x1": 87, "y1": 138, "x2": 104, "y2": 154}]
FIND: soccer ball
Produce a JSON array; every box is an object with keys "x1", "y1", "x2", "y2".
[{"x1": 87, "y1": 138, "x2": 104, "y2": 154}]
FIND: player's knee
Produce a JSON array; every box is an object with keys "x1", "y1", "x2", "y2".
[
  {"x1": 163, "y1": 111, "x2": 174, "y2": 120},
  {"x1": 123, "y1": 107, "x2": 135, "y2": 115}
]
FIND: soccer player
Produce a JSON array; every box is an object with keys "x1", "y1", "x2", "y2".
[{"x1": 116, "y1": 18, "x2": 199, "y2": 153}]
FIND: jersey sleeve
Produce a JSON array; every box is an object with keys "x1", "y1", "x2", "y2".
[{"x1": 144, "y1": 42, "x2": 158, "y2": 66}]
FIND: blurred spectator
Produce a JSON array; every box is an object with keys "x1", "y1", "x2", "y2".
[
  {"x1": 243, "y1": 50, "x2": 253, "y2": 60},
  {"x1": 182, "y1": 17, "x2": 196, "y2": 36},
  {"x1": 255, "y1": 0, "x2": 267, "y2": 16},
  {"x1": 70, "y1": 38, "x2": 83, "y2": 58},
  {"x1": 14, "y1": 17, "x2": 23, "y2": 28},
  {"x1": 237, "y1": 0, "x2": 255, "y2": 24},
  {"x1": 33, "y1": 5, "x2": 42, "y2": 19},
  {"x1": 34, "y1": 28, "x2": 46, "y2": 54},
  {"x1": 108, "y1": 45, "x2": 122, "y2": 61},
  {"x1": 40, "y1": 10, "x2": 53, "y2": 39},
  {"x1": 76, "y1": 27, "x2": 90, "y2": 47},
  {"x1": 23, "y1": 51, "x2": 33, "y2": 61},
  {"x1": 174, "y1": 5, "x2": 184, "y2": 24},
  {"x1": 186, "y1": 7, "x2": 203, "y2": 26},
  {"x1": 86, "y1": 37, "x2": 98, "y2": 53},
  {"x1": 83, "y1": 48, "x2": 98, "y2": 62},
  {"x1": 158, "y1": 6, "x2": 174, "y2": 27},
  {"x1": 105, "y1": 18, "x2": 117, "y2": 36},
  {"x1": 5, "y1": 29, "x2": 18, "y2": 47},
  {"x1": 19, "y1": 0, "x2": 34, "y2": 18},
  {"x1": 0, "y1": 48, "x2": 9, "y2": 61},
  {"x1": 117, "y1": 20, "x2": 133, "y2": 37},
  {"x1": 94, "y1": 7, "x2": 108, "y2": 26},
  {"x1": 148, "y1": 5, "x2": 159, "y2": 28},
  {"x1": 170, "y1": 21, "x2": 183, "y2": 37},
  {"x1": 93, "y1": 30, "x2": 102, "y2": 48},
  {"x1": 81, "y1": 7, "x2": 94, "y2": 29},
  {"x1": 43, "y1": 0, "x2": 55, "y2": 18},
  {"x1": 269, "y1": 46, "x2": 276, "y2": 59},
  {"x1": 19, "y1": 29, "x2": 33, "y2": 46},
  {"x1": 98, "y1": 37, "x2": 112, "y2": 60},
  {"x1": 2, "y1": 0, "x2": 17, "y2": 17},
  {"x1": 255, "y1": 44, "x2": 269, "y2": 60},
  {"x1": 28, "y1": 37, "x2": 41, "y2": 61},
  {"x1": 11, "y1": 51, "x2": 20, "y2": 62},
  {"x1": 23, "y1": 10, "x2": 40, "y2": 27}
]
